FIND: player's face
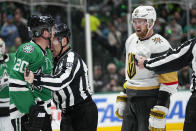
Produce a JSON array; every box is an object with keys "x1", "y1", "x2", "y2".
[
  {"x1": 133, "y1": 18, "x2": 148, "y2": 39},
  {"x1": 51, "y1": 37, "x2": 61, "y2": 57}
]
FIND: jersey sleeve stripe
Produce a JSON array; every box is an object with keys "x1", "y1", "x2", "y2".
[
  {"x1": 9, "y1": 78, "x2": 27, "y2": 85},
  {"x1": 162, "y1": 81, "x2": 178, "y2": 85}
]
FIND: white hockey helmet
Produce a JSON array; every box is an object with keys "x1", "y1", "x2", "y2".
[
  {"x1": 0, "y1": 38, "x2": 5, "y2": 60},
  {"x1": 132, "y1": 5, "x2": 156, "y2": 26}
]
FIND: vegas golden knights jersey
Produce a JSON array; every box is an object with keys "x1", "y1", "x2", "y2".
[{"x1": 124, "y1": 33, "x2": 178, "y2": 97}]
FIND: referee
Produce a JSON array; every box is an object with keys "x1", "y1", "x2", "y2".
[{"x1": 24, "y1": 23, "x2": 98, "y2": 131}]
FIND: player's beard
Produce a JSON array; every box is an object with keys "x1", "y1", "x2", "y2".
[{"x1": 136, "y1": 28, "x2": 148, "y2": 39}]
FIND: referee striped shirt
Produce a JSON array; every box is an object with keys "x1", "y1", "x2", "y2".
[
  {"x1": 144, "y1": 38, "x2": 196, "y2": 74},
  {"x1": 144, "y1": 38, "x2": 196, "y2": 90},
  {"x1": 34, "y1": 48, "x2": 92, "y2": 109}
]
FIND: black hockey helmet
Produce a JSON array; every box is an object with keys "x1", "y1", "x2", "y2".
[
  {"x1": 28, "y1": 15, "x2": 54, "y2": 37},
  {"x1": 54, "y1": 23, "x2": 71, "y2": 43}
]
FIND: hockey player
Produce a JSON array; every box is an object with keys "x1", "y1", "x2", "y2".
[
  {"x1": 0, "y1": 38, "x2": 14, "y2": 131},
  {"x1": 24, "y1": 23, "x2": 98, "y2": 131},
  {"x1": 115, "y1": 6, "x2": 178, "y2": 131},
  {"x1": 138, "y1": 38, "x2": 196, "y2": 131},
  {"x1": 9, "y1": 15, "x2": 54, "y2": 131}
]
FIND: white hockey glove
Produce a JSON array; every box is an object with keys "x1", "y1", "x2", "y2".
[
  {"x1": 115, "y1": 92, "x2": 127, "y2": 119},
  {"x1": 149, "y1": 105, "x2": 168, "y2": 131}
]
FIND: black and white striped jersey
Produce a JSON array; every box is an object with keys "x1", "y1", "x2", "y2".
[
  {"x1": 144, "y1": 38, "x2": 196, "y2": 90},
  {"x1": 34, "y1": 48, "x2": 92, "y2": 109}
]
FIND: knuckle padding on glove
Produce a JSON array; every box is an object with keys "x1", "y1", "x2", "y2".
[
  {"x1": 116, "y1": 96, "x2": 127, "y2": 102},
  {"x1": 150, "y1": 127, "x2": 165, "y2": 131},
  {"x1": 150, "y1": 109, "x2": 166, "y2": 119}
]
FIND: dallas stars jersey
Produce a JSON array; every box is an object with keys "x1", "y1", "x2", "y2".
[
  {"x1": 125, "y1": 33, "x2": 178, "y2": 97},
  {"x1": 9, "y1": 41, "x2": 53, "y2": 119},
  {"x1": 33, "y1": 48, "x2": 53, "y2": 102},
  {"x1": 0, "y1": 53, "x2": 15, "y2": 116}
]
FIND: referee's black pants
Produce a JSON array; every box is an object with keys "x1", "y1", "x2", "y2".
[
  {"x1": 60, "y1": 98, "x2": 98, "y2": 131},
  {"x1": 183, "y1": 91, "x2": 196, "y2": 131}
]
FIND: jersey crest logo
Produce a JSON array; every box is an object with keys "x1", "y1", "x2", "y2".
[
  {"x1": 23, "y1": 44, "x2": 34, "y2": 53},
  {"x1": 127, "y1": 53, "x2": 136, "y2": 79},
  {"x1": 152, "y1": 37, "x2": 163, "y2": 44},
  {"x1": 0, "y1": 70, "x2": 9, "y2": 91}
]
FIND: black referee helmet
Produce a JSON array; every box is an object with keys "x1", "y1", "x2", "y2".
[{"x1": 54, "y1": 23, "x2": 71, "y2": 43}]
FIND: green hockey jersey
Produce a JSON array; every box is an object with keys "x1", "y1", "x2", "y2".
[
  {"x1": 9, "y1": 41, "x2": 53, "y2": 119},
  {"x1": 0, "y1": 53, "x2": 15, "y2": 116},
  {"x1": 33, "y1": 48, "x2": 53, "y2": 102}
]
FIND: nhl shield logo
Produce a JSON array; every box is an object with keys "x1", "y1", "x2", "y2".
[{"x1": 23, "y1": 44, "x2": 34, "y2": 53}]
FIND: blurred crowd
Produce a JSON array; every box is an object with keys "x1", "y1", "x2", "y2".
[{"x1": 0, "y1": 1, "x2": 196, "y2": 93}]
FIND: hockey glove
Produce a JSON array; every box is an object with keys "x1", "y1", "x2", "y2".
[
  {"x1": 115, "y1": 92, "x2": 127, "y2": 119},
  {"x1": 149, "y1": 105, "x2": 168, "y2": 131},
  {"x1": 25, "y1": 105, "x2": 51, "y2": 131}
]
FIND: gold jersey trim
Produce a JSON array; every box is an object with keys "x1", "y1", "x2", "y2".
[{"x1": 126, "y1": 85, "x2": 160, "y2": 90}]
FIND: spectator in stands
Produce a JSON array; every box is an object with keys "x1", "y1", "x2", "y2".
[
  {"x1": 107, "y1": 22, "x2": 122, "y2": 50},
  {"x1": 159, "y1": 8, "x2": 167, "y2": 24},
  {"x1": 104, "y1": 78, "x2": 122, "y2": 92},
  {"x1": 0, "y1": 14, "x2": 19, "y2": 48},
  {"x1": 81, "y1": 9, "x2": 101, "y2": 33},
  {"x1": 104, "y1": 63, "x2": 120, "y2": 87},
  {"x1": 114, "y1": 15, "x2": 127, "y2": 34},
  {"x1": 14, "y1": 8, "x2": 29, "y2": 43},
  {"x1": 178, "y1": 66, "x2": 192, "y2": 90},
  {"x1": 118, "y1": 67, "x2": 125, "y2": 86},
  {"x1": 164, "y1": 16, "x2": 183, "y2": 48},
  {"x1": 0, "y1": 13, "x2": 2, "y2": 30},
  {"x1": 190, "y1": 8, "x2": 196, "y2": 18},
  {"x1": 154, "y1": 18, "x2": 164, "y2": 35},
  {"x1": 9, "y1": 37, "x2": 22, "y2": 53},
  {"x1": 93, "y1": 65, "x2": 106, "y2": 92},
  {"x1": 14, "y1": 8, "x2": 27, "y2": 24},
  {"x1": 174, "y1": 11, "x2": 185, "y2": 28},
  {"x1": 184, "y1": 17, "x2": 196, "y2": 39},
  {"x1": 114, "y1": 54, "x2": 125, "y2": 72}
]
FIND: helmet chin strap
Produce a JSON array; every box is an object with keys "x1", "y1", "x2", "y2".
[
  {"x1": 58, "y1": 45, "x2": 66, "y2": 58},
  {"x1": 143, "y1": 20, "x2": 154, "y2": 39},
  {"x1": 57, "y1": 37, "x2": 68, "y2": 58}
]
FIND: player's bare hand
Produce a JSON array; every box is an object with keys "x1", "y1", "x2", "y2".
[
  {"x1": 24, "y1": 68, "x2": 34, "y2": 84},
  {"x1": 138, "y1": 56, "x2": 147, "y2": 69}
]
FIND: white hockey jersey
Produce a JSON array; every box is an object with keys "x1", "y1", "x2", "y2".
[{"x1": 125, "y1": 33, "x2": 178, "y2": 97}]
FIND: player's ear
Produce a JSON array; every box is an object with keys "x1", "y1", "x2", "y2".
[{"x1": 62, "y1": 37, "x2": 68, "y2": 46}]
